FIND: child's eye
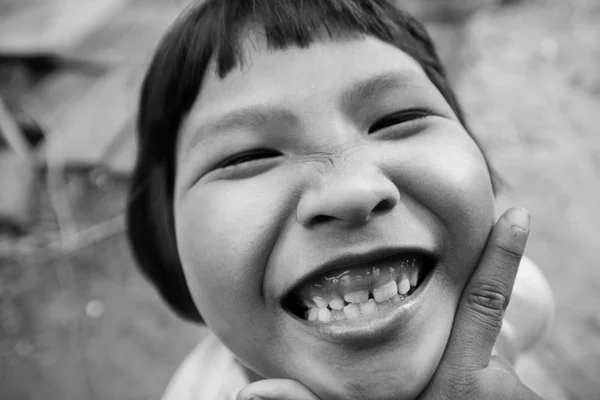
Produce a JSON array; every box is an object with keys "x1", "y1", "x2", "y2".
[
  {"x1": 216, "y1": 149, "x2": 282, "y2": 170},
  {"x1": 368, "y1": 108, "x2": 433, "y2": 134}
]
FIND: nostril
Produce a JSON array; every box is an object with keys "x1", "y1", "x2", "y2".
[
  {"x1": 311, "y1": 214, "x2": 335, "y2": 225},
  {"x1": 373, "y1": 198, "x2": 396, "y2": 214}
]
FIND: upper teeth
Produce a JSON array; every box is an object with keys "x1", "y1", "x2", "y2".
[
  {"x1": 312, "y1": 296, "x2": 328, "y2": 309},
  {"x1": 344, "y1": 290, "x2": 369, "y2": 304},
  {"x1": 409, "y1": 268, "x2": 419, "y2": 287},
  {"x1": 373, "y1": 280, "x2": 397, "y2": 302},
  {"x1": 398, "y1": 276, "x2": 411, "y2": 295},
  {"x1": 304, "y1": 269, "x2": 423, "y2": 322},
  {"x1": 329, "y1": 297, "x2": 345, "y2": 310}
]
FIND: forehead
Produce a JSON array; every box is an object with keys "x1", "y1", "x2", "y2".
[{"x1": 178, "y1": 33, "x2": 443, "y2": 151}]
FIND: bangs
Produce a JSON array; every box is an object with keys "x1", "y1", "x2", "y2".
[
  {"x1": 206, "y1": 0, "x2": 428, "y2": 78},
  {"x1": 141, "y1": 0, "x2": 446, "y2": 127}
]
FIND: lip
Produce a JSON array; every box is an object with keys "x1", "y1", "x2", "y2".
[
  {"x1": 279, "y1": 246, "x2": 438, "y2": 303},
  {"x1": 279, "y1": 247, "x2": 439, "y2": 344},
  {"x1": 285, "y1": 262, "x2": 436, "y2": 344}
]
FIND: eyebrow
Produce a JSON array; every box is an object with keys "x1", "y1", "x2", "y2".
[
  {"x1": 341, "y1": 70, "x2": 422, "y2": 111},
  {"x1": 182, "y1": 70, "x2": 424, "y2": 154},
  {"x1": 182, "y1": 105, "x2": 299, "y2": 157}
]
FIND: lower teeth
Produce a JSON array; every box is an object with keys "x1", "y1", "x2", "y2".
[{"x1": 303, "y1": 287, "x2": 416, "y2": 322}]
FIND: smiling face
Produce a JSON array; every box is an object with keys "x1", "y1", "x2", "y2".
[{"x1": 173, "y1": 33, "x2": 495, "y2": 400}]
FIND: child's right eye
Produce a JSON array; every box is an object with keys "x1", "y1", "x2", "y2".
[
  {"x1": 215, "y1": 149, "x2": 282, "y2": 170},
  {"x1": 368, "y1": 108, "x2": 434, "y2": 134}
]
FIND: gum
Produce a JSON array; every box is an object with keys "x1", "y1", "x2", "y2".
[{"x1": 294, "y1": 254, "x2": 422, "y2": 305}]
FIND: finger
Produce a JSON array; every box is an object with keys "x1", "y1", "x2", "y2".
[
  {"x1": 443, "y1": 207, "x2": 530, "y2": 371},
  {"x1": 237, "y1": 379, "x2": 320, "y2": 400}
]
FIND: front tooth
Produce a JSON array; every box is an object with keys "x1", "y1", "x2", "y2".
[
  {"x1": 376, "y1": 299, "x2": 392, "y2": 311},
  {"x1": 359, "y1": 299, "x2": 377, "y2": 315},
  {"x1": 303, "y1": 299, "x2": 316, "y2": 308},
  {"x1": 409, "y1": 267, "x2": 419, "y2": 287},
  {"x1": 373, "y1": 280, "x2": 398, "y2": 302},
  {"x1": 343, "y1": 303, "x2": 360, "y2": 318},
  {"x1": 317, "y1": 308, "x2": 332, "y2": 322},
  {"x1": 391, "y1": 294, "x2": 403, "y2": 304},
  {"x1": 329, "y1": 296, "x2": 345, "y2": 310},
  {"x1": 344, "y1": 290, "x2": 369, "y2": 304},
  {"x1": 313, "y1": 296, "x2": 328, "y2": 309},
  {"x1": 398, "y1": 276, "x2": 410, "y2": 295},
  {"x1": 307, "y1": 307, "x2": 319, "y2": 321},
  {"x1": 331, "y1": 309, "x2": 345, "y2": 321}
]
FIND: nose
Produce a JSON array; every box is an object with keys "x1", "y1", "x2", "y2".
[{"x1": 297, "y1": 168, "x2": 401, "y2": 227}]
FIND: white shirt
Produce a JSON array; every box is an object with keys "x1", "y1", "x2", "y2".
[{"x1": 162, "y1": 333, "x2": 249, "y2": 400}]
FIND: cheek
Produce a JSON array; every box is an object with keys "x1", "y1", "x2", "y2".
[
  {"x1": 174, "y1": 180, "x2": 286, "y2": 337},
  {"x1": 408, "y1": 132, "x2": 495, "y2": 282}
]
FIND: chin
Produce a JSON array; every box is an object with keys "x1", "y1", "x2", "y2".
[
  {"x1": 282, "y1": 295, "x2": 454, "y2": 400},
  {"x1": 303, "y1": 345, "x2": 444, "y2": 400}
]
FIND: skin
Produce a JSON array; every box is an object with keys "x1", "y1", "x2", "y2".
[
  {"x1": 238, "y1": 208, "x2": 545, "y2": 400},
  {"x1": 173, "y1": 33, "x2": 500, "y2": 400}
]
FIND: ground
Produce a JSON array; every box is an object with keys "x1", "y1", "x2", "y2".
[{"x1": 0, "y1": 0, "x2": 599, "y2": 399}]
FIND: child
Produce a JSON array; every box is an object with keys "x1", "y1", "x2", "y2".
[{"x1": 126, "y1": 1, "x2": 554, "y2": 399}]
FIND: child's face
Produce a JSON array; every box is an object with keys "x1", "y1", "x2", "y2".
[{"x1": 173, "y1": 33, "x2": 495, "y2": 400}]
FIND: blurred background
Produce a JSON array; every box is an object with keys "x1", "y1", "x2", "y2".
[{"x1": 0, "y1": 0, "x2": 598, "y2": 399}]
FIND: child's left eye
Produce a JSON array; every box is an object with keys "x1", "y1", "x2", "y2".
[
  {"x1": 368, "y1": 109, "x2": 433, "y2": 134},
  {"x1": 215, "y1": 149, "x2": 282, "y2": 170}
]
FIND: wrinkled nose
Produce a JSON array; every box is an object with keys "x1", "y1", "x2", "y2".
[{"x1": 297, "y1": 169, "x2": 400, "y2": 227}]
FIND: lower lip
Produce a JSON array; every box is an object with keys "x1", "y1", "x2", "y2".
[{"x1": 286, "y1": 268, "x2": 436, "y2": 344}]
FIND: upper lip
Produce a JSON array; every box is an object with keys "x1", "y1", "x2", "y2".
[{"x1": 281, "y1": 246, "x2": 437, "y2": 302}]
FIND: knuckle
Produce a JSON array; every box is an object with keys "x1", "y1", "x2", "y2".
[{"x1": 467, "y1": 281, "x2": 510, "y2": 318}]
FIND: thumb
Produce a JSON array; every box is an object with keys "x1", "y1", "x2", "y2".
[
  {"x1": 237, "y1": 379, "x2": 320, "y2": 400},
  {"x1": 442, "y1": 207, "x2": 531, "y2": 372}
]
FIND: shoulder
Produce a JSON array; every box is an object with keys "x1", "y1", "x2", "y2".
[{"x1": 162, "y1": 333, "x2": 248, "y2": 400}]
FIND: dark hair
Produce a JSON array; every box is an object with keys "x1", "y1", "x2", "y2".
[{"x1": 127, "y1": 0, "x2": 491, "y2": 323}]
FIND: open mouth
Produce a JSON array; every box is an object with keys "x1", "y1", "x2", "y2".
[{"x1": 282, "y1": 252, "x2": 437, "y2": 323}]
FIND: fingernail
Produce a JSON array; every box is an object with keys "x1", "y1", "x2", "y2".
[
  {"x1": 238, "y1": 394, "x2": 262, "y2": 400},
  {"x1": 505, "y1": 207, "x2": 530, "y2": 231}
]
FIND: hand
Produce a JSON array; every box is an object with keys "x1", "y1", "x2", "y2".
[
  {"x1": 416, "y1": 207, "x2": 542, "y2": 400},
  {"x1": 237, "y1": 208, "x2": 542, "y2": 400}
]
